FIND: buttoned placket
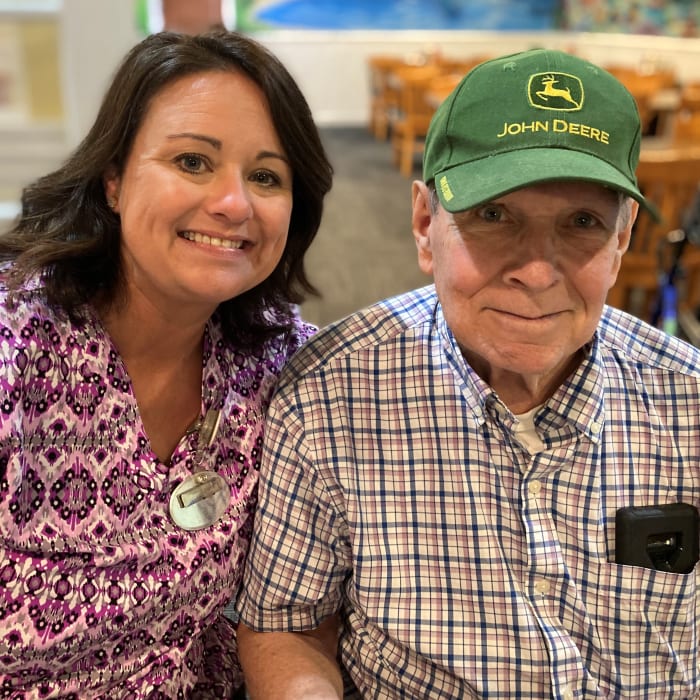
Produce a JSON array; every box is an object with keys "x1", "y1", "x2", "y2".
[{"x1": 520, "y1": 438, "x2": 589, "y2": 700}]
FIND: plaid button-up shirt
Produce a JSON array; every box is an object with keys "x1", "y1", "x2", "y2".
[{"x1": 239, "y1": 285, "x2": 700, "y2": 699}]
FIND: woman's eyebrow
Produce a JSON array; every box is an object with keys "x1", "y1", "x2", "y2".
[
  {"x1": 256, "y1": 150, "x2": 290, "y2": 166},
  {"x1": 168, "y1": 132, "x2": 222, "y2": 149},
  {"x1": 166, "y1": 135, "x2": 289, "y2": 165}
]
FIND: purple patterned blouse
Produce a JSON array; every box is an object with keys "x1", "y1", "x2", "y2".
[{"x1": 0, "y1": 275, "x2": 315, "y2": 699}]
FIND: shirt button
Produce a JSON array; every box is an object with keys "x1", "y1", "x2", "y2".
[
  {"x1": 528, "y1": 480, "x2": 543, "y2": 495},
  {"x1": 534, "y1": 579, "x2": 550, "y2": 595},
  {"x1": 562, "y1": 686, "x2": 575, "y2": 700},
  {"x1": 590, "y1": 420, "x2": 602, "y2": 434}
]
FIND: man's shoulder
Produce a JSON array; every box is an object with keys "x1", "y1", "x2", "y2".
[
  {"x1": 281, "y1": 285, "x2": 438, "y2": 383},
  {"x1": 599, "y1": 305, "x2": 700, "y2": 375}
]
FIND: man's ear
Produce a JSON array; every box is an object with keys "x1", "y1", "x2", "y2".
[
  {"x1": 103, "y1": 166, "x2": 121, "y2": 212},
  {"x1": 412, "y1": 181, "x2": 435, "y2": 276},
  {"x1": 617, "y1": 199, "x2": 638, "y2": 257},
  {"x1": 609, "y1": 199, "x2": 639, "y2": 291}
]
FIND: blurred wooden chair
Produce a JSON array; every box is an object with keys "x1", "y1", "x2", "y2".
[
  {"x1": 367, "y1": 55, "x2": 407, "y2": 141},
  {"x1": 607, "y1": 147, "x2": 700, "y2": 322},
  {"x1": 418, "y1": 56, "x2": 493, "y2": 114},
  {"x1": 390, "y1": 62, "x2": 444, "y2": 177},
  {"x1": 605, "y1": 65, "x2": 678, "y2": 136},
  {"x1": 672, "y1": 110, "x2": 700, "y2": 144},
  {"x1": 670, "y1": 83, "x2": 700, "y2": 144},
  {"x1": 367, "y1": 52, "x2": 442, "y2": 142},
  {"x1": 372, "y1": 53, "x2": 495, "y2": 176},
  {"x1": 423, "y1": 72, "x2": 464, "y2": 110},
  {"x1": 680, "y1": 82, "x2": 700, "y2": 110},
  {"x1": 435, "y1": 55, "x2": 491, "y2": 76}
]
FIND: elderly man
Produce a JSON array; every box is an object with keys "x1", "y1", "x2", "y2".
[{"x1": 237, "y1": 48, "x2": 700, "y2": 699}]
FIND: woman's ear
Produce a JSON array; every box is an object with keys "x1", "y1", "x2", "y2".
[
  {"x1": 412, "y1": 181, "x2": 435, "y2": 276},
  {"x1": 103, "y1": 167, "x2": 121, "y2": 213}
]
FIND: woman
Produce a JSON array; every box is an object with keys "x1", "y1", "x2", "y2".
[{"x1": 0, "y1": 30, "x2": 332, "y2": 698}]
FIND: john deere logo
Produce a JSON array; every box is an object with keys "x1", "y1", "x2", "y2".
[{"x1": 528, "y1": 72, "x2": 583, "y2": 111}]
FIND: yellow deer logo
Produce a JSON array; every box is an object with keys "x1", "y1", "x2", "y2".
[{"x1": 529, "y1": 72, "x2": 583, "y2": 111}]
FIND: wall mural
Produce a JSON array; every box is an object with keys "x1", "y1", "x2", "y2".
[
  {"x1": 562, "y1": 0, "x2": 699, "y2": 37},
  {"x1": 235, "y1": 0, "x2": 561, "y2": 31},
  {"x1": 135, "y1": 0, "x2": 699, "y2": 37}
]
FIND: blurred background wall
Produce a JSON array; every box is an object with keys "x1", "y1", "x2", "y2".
[
  {"x1": 3, "y1": 1, "x2": 699, "y2": 143},
  {"x1": 2, "y1": 1, "x2": 699, "y2": 182},
  {"x1": 1, "y1": 0, "x2": 699, "y2": 325}
]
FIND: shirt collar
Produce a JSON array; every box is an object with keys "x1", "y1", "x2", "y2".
[{"x1": 434, "y1": 302, "x2": 606, "y2": 443}]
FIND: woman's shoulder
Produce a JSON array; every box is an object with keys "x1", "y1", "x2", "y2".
[
  {"x1": 219, "y1": 305, "x2": 315, "y2": 354},
  {"x1": 0, "y1": 267, "x2": 65, "y2": 329},
  {"x1": 208, "y1": 306, "x2": 316, "y2": 376},
  {"x1": 278, "y1": 307, "x2": 317, "y2": 355}
]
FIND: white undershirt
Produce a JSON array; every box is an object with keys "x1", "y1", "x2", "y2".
[{"x1": 513, "y1": 405, "x2": 546, "y2": 454}]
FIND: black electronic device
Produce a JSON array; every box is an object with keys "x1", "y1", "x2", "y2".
[{"x1": 615, "y1": 503, "x2": 699, "y2": 574}]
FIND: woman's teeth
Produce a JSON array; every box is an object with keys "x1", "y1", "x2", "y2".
[{"x1": 181, "y1": 231, "x2": 243, "y2": 249}]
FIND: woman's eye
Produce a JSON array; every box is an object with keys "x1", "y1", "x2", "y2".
[
  {"x1": 175, "y1": 153, "x2": 208, "y2": 174},
  {"x1": 251, "y1": 170, "x2": 282, "y2": 187}
]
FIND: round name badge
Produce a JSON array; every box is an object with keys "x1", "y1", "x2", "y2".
[{"x1": 169, "y1": 470, "x2": 230, "y2": 531}]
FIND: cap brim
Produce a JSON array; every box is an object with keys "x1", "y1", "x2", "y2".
[{"x1": 434, "y1": 147, "x2": 658, "y2": 220}]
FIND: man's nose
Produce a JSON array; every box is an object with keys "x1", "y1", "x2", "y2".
[{"x1": 504, "y1": 229, "x2": 561, "y2": 289}]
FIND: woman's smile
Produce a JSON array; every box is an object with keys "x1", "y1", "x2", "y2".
[{"x1": 179, "y1": 230, "x2": 247, "y2": 250}]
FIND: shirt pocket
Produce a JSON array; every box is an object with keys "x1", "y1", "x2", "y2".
[{"x1": 592, "y1": 560, "x2": 699, "y2": 694}]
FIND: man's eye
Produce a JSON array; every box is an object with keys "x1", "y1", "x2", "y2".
[
  {"x1": 478, "y1": 205, "x2": 503, "y2": 222},
  {"x1": 573, "y1": 212, "x2": 597, "y2": 227}
]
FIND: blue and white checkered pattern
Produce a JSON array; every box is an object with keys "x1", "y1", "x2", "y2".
[{"x1": 239, "y1": 285, "x2": 700, "y2": 699}]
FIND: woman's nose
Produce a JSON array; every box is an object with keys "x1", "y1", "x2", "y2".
[{"x1": 206, "y1": 171, "x2": 253, "y2": 222}]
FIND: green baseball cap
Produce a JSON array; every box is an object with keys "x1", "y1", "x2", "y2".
[{"x1": 423, "y1": 48, "x2": 652, "y2": 214}]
